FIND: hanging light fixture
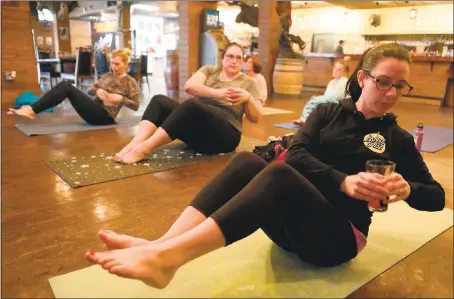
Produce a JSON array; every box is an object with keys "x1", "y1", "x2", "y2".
[{"x1": 409, "y1": 8, "x2": 417, "y2": 19}]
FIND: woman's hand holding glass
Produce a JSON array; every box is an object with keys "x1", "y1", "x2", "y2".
[
  {"x1": 382, "y1": 172, "x2": 411, "y2": 203},
  {"x1": 341, "y1": 172, "x2": 389, "y2": 201},
  {"x1": 216, "y1": 87, "x2": 251, "y2": 106},
  {"x1": 341, "y1": 172, "x2": 410, "y2": 204},
  {"x1": 224, "y1": 87, "x2": 251, "y2": 105}
]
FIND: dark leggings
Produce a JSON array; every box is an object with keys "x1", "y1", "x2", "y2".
[
  {"x1": 30, "y1": 81, "x2": 115, "y2": 125},
  {"x1": 190, "y1": 152, "x2": 358, "y2": 267},
  {"x1": 142, "y1": 95, "x2": 241, "y2": 154}
]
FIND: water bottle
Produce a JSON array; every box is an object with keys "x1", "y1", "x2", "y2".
[{"x1": 415, "y1": 122, "x2": 424, "y2": 152}]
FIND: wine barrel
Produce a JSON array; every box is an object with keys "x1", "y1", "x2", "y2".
[
  {"x1": 164, "y1": 50, "x2": 179, "y2": 90},
  {"x1": 272, "y1": 58, "x2": 305, "y2": 95}
]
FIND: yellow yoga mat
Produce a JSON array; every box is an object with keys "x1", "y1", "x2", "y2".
[{"x1": 49, "y1": 201, "x2": 453, "y2": 298}]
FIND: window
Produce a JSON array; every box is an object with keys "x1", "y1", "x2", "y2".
[{"x1": 38, "y1": 8, "x2": 54, "y2": 23}]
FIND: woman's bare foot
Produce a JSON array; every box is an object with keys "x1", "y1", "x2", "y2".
[
  {"x1": 7, "y1": 106, "x2": 36, "y2": 119},
  {"x1": 118, "y1": 146, "x2": 149, "y2": 164},
  {"x1": 115, "y1": 140, "x2": 142, "y2": 162},
  {"x1": 98, "y1": 230, "x2": 152, "y2": 250},
  {"x1": 85, "y1": 244, "x2": 180, "y2": 289},
  {"x1": 292, "y1": 118, "x2": 305, "y2": 126}
]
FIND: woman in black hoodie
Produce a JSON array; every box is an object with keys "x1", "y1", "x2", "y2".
[{"x1": 85, "y1": 44, "x2": 445, "y2": 289}]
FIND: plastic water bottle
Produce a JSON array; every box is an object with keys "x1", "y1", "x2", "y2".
[{"x1": 415, "y1": 122, "x2": 424, "y2": 152}]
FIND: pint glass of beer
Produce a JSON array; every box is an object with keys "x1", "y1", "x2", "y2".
[{"x1": 365, "y1": 160, "x2": 396, "y2": 212}]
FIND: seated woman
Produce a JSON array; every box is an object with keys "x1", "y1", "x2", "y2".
[
  {"x1": 245, "y1": 54, "x2": 267, "y2": 104},
  {"x1": 293, "y1": 59, "x2": 349, "y2": 126},
  {"x1": 7, "y1": 49, "x2": 139, "y2": 126},
  {"x1": 85, "y1": 44, "x2": 444, "y2": 289},
  {"x1": 114, "y1": 42, "x2": 263, "y2": 164}
]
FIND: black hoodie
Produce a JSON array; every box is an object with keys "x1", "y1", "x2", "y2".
[{"x1": 285, "y1": 97, "x2": 445, "y2": 237}]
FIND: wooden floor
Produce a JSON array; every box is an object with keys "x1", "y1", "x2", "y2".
[{"x1": 1, "y1": 81, "x2": 453, "y2": 298}]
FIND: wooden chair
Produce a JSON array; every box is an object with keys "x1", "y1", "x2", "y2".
[{"x1": 140, "y1": 53, "x2": 151, "y2": 91}]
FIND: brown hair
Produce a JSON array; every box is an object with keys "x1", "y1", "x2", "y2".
[
  {"x1": 334, "y1": 59, "x2": 350, "y2": 73},
  {"x1": 111, "y1": 48, "x2": 132, "y2": 65},
  {"x1": 362, "y1": 43, "x2": 411, "y2": 72},
  {"x1": 222, "y1": 42, "x2": 244, "y2": 59},
  {"x1": 346, "y1": 48, "x2": 371, "y2": 102},
  {"x1": 245, "y1": 54, "x2": 263, "y2": 73},
  {"x1": 346, "y1": 43, "x2": 411, "y2": 102}
]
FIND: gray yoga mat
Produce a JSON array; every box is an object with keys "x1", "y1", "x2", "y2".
[
  {"x1": 15, "y1": 116, "x2": 142, "y2": 136},
  {"x1": 45, "y1": 136, "x2": 265, "y2": 188},
  {"x1": 274, "y1": 123, "x2": 453, "y2": 153}
]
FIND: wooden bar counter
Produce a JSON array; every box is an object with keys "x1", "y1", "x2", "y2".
[{"x1": 302, "y1": 52, "x2": 454, "y2": 107}]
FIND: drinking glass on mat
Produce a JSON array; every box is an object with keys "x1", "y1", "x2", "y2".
[{"x1": 365, "y1": 160, "x2": 396, "y2": 212}]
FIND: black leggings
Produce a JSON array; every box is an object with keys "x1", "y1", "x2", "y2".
[
  {"x1": 30, "y1": 81, "x2": 115, "y2": 125},
  {"x1": 142, "y1": 95, "x2": 241, "y2": 154},
  {"x1": 190, "y1": 152, "x2": 358, "y2": 267}
]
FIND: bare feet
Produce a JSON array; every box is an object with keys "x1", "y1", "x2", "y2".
[
  {"x1": 98, "y1": 230, "x2": 151, "y2": 250},
  {"x1": 85, "y1": 244, "x2": 179, "y2": 289},
  {"x1": 117, "y1": 146, "x2": 149, "y2": 164},
  {"x1": 292, "y1": 118, "x2": 305, "y2": 126},
  {"x1": 115, "y1": 141, "x2": 141, "y2": 162},
  {"x1": 7, "y1": 106, "x2": 36, "y2": 119}
]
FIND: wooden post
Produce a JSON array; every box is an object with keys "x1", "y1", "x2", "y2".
[
  {"x1": 121, "y1": 4, "x2": 132, "y2": 50},
  {"x1": 115, "y1": 1, "x2": 132, "y2": 49},
  {"x1": 1, "y1": 1, "x2": 40, "y2": 105},
  {"x1": 258, "y1": 0, "x2": 280, "y2": 95},
  {"x1": 177, "y1": 1, "x2": 218, "y2": 100},
  {"x1": 116, "y1": 1, "x2": 124, "y2": 49}
]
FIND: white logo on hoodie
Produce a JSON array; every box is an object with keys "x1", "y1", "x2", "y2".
[{"x1": 363, "y1": 132, "x2": 386, "y2": 153}]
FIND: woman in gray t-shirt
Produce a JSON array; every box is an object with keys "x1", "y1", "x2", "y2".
[{"x1": 115, "y1": 42, "x2": 264, "y2": 164}]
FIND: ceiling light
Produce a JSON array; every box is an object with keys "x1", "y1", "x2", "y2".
[
  {"x1": 131, "y1": 4, "x2": 159, "y2": 12},
  {"x1": 409, "y1": 8, "x2": 417, "y2": 19}
]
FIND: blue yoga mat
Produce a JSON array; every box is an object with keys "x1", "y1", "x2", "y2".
[
  {"x1": 274, "y1": 122, "x2": 300, "y2": 130},
  {"x1": 273, "y1": 123, "x2": 453, "y2": 153}
]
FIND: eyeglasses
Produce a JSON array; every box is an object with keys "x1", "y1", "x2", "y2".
[
  {"x1": 365, "y1": 71, "x2": 414, "y2": 95},
  {"x1": 225, "y1": 54, "x2": 243, "y2": 61}
]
